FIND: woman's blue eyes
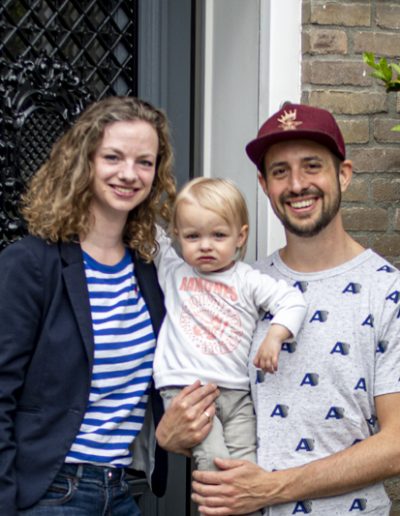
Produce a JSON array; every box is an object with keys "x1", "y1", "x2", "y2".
[
  {"x1": 104, "y1": 154, "x2": 118, "y2": 161},
  {"x1": 102, "y1": 155, "x2": 154, "y2": 167},
  {"x1": 140, "y1": 159, "x2": 154, "y2": 167}
]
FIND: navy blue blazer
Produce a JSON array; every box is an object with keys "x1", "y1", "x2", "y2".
[{"x1": 0, "y1": 236, "x2": 167, "y2": 515}]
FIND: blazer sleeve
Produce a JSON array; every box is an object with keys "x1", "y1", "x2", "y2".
[{"x1": 0, "y1": 239, "x2": 45, "y2": 515}]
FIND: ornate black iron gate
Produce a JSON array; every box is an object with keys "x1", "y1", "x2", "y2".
[{"x1": 0, "y1": 0, "x2": 139, "y2": 250}]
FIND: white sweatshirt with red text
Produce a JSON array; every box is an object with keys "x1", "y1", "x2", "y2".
[{"x1": 153, "y1": 229, "x2": 306, "y2": 390}]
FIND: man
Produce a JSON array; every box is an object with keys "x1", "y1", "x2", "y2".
[{"x1": 188, "y1": 103, "x2": 400, "y2": 514}]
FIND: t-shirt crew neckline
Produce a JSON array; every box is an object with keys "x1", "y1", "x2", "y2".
[{"x1": 269, "y1": 248, "x2": 374, "y2": 281}]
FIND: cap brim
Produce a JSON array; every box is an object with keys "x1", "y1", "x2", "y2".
[{"x1": 246, "y1": 130, "x2": 345, "y2": 170}]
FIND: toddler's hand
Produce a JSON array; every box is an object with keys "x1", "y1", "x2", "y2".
[
  {"x1": 253, "y1": 338, "x2": 281, "y2": 373},
  {"x1": 253, "y1": 346, "x2": 280, "y2": 373},
  {"x1": 253, "y1": 324, "x2": 291, "y2": 373}
]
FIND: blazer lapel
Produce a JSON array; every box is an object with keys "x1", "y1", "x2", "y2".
[
  {"x1": 133, "y1": 252, "x2": 165, "y2": 337},
  {"x1": 133, "y1": 252, "x2": 166, "y2": 437},
  {"x1": 59, "y1": 241, "x2": 95, "y2": 365}
]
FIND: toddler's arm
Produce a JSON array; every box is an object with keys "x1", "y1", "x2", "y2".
[{"x1": 253, "y1": 323, "x2": 292, "y2": 373}]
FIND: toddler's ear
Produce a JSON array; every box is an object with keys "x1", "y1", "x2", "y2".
[
  {"x1": 238, "y1": 224, "x2": 249, "y2": 247},
  {"x1": 172, "y1": 229, "x2": 182, "y2": 254}
]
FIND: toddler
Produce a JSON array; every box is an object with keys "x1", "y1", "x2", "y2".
[{"x1": 153, "y1": 177, "x2": 306, "y2": 482}]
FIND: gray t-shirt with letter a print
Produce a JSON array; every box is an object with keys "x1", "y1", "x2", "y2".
[{"x1": 250, "y1": 249, "x2": 400, "y2": 515}]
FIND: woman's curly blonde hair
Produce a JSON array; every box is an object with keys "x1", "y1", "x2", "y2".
[{"x1": 22, "y1": 96, "x2": 176, "y2": 261}]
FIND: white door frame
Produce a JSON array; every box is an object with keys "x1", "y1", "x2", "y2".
[{"x1": 200, "y1": 0, "x2": 302, "y2": 261}]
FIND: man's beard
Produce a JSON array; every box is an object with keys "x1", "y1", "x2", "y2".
[{"x1": 277, "y1": 185, "x2": 341, "y2": 238}]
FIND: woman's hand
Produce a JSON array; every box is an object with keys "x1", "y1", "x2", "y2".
[{"x1": 156, "y1": 380, "x2": 219, "y2": 456}]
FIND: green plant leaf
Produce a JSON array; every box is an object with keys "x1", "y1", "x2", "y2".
[
  {"x1": 363, "y1": 52, "x2": 377, "y2": 68},
  {"x1": 391, "y1": 124, "x2": 400, "y2": 132},
  {"x1": 371, "y1": 70, "x2": 390, "y2": 82},
  {"x1": 363, "y1": 52, "x2": 400, "y2": 122},
  {"x1": 377, "y1": 58, "x2": 393, "y2": 82},
  {"x1": 362, "y1": 52, "x2": 400, "y2": 89},
  {"x1": 391, "y1": 63, "x2": 400, "y2": 76}
]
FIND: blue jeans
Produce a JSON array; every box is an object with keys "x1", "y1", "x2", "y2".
[{"x1": 19, "y1": 463, "x2": 142, "y2": 515}]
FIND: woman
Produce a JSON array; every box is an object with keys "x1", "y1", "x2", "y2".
[{"x1": 0, "y1": 96, "x2": 176, "y2": 515}]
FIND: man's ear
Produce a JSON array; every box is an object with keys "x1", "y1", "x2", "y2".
[
  {"x1": 257, "y1": 171, "x2": 269, "y2": 196},
  {"x1": 339, "y1": 160, "x2": 353, "y2": 193}
]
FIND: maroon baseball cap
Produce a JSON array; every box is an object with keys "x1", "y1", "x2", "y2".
[{"x1": 246, "y1": 103, "x2": 346, "y2": 171}]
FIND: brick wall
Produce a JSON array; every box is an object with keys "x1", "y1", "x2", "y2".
[
  {"x1": 302, "y1": 1, "x2": 400, "y2": 513},
  {"x1": 302, "y1": 0, "x2": 400, "y2": 269}
]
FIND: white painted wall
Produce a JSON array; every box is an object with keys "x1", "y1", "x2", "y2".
[{"x1": 200, "y1": 0, "x2": 302, "y2": 262}]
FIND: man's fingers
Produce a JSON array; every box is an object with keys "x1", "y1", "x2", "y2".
[
  {"x1": 213, "y1": 457, "x2": 244, "y2": 470},
  {"x1": 192, "y1": 469, "x2": 222, "y2": 485},
  {"x1": 193, "y1": 501, "x2": 230, "y2": 515},
  {"x1": 192, "y1": 492, "x2": 234, "y2": 516},
  {"x1": 192, "y1": 475, "x2": 236, "y2": 496},
  {"x1": 192, "y1": 460, "x2": 243, "y2": 491}
]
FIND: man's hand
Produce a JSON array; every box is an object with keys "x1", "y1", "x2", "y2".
[
  {"x1": 192, "y1": 392, "x2": 400, "y2": 513},
  {"x1": 156, "y1": 380, "x2": 219, "y2": 456},
  {"x1": 192, "y1": 458, "x2": 270, "y2": 514}
]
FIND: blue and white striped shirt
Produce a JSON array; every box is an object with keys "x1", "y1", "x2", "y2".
[{"x1": 66, "y1": 249, "x2": 156, "y2": 467}]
